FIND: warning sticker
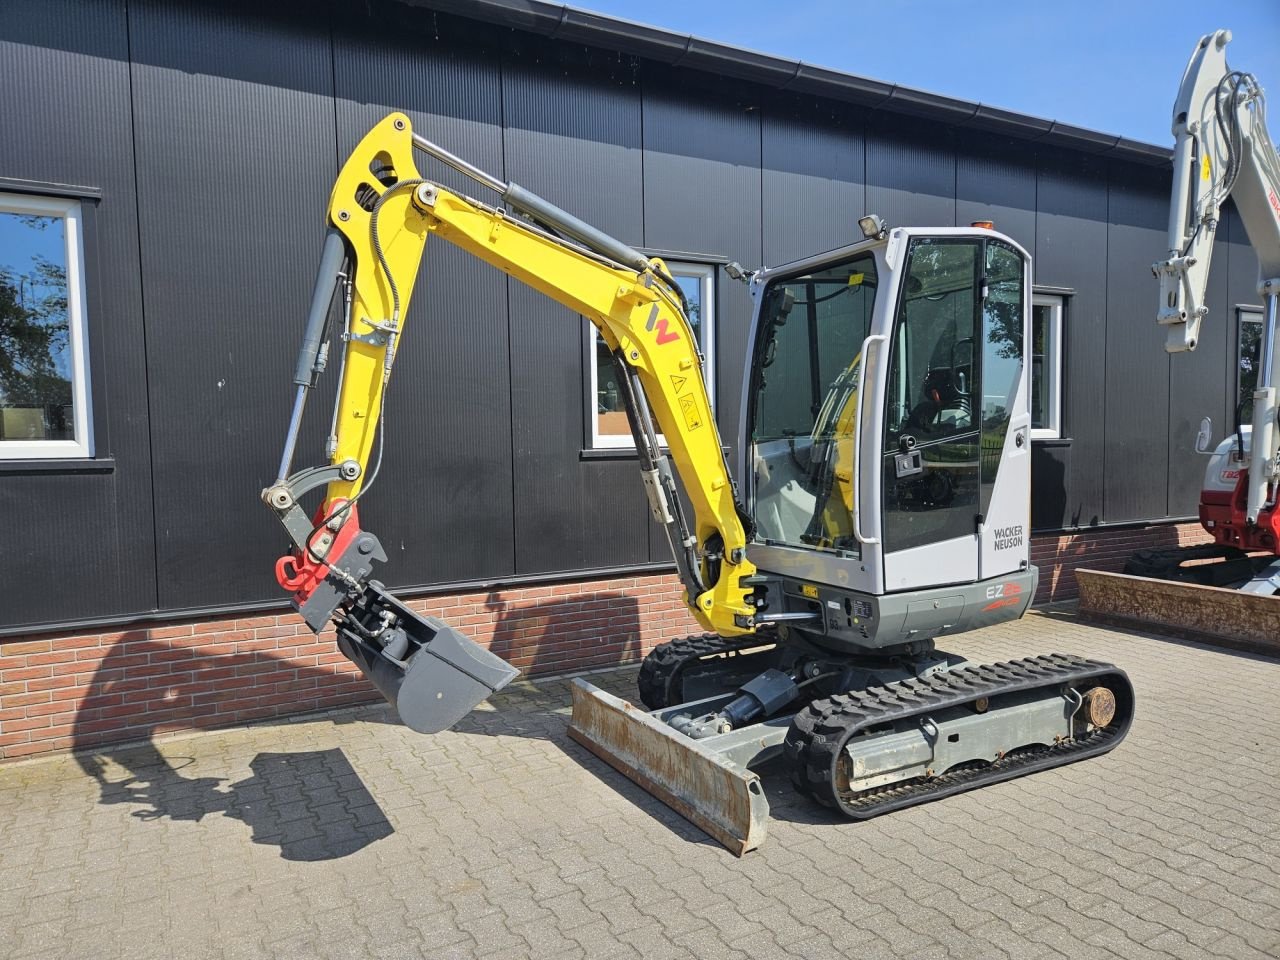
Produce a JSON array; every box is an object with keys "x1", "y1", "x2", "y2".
[
  {"x1": 670, "y1": 374, "x2": 687, "y2": 393},
  {"x1": 678, "y1": 394, "x2": 702, "y2": 431}
]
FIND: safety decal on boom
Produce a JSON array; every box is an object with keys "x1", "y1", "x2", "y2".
[
  {"x1": 670, "y1": 374, "x2": 687, "y2": 393},
  {"x1": 678, "y1": 394, "x2": 702, "y2": 430}
]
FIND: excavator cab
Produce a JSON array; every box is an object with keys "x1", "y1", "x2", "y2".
[{"x1": 746, "y1": 228, "x2": 1034, "y2": 604}]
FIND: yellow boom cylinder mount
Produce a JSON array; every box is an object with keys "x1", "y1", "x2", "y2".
[{"x1": 325, "y1": 115, "x2": 432, "y2": 503}]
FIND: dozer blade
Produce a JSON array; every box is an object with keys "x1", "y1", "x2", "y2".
[
  {"x1": 567, "y1": 679, "x2": 769, "y2": 856},
  {"x1": 335, "y1": 583, "x2": 518, "y2": 734}
]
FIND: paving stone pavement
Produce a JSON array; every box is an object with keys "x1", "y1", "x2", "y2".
[{"x1": 2, "y1": 606, "x2": 1279, "y2": 960}]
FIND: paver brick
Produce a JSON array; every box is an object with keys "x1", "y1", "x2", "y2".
[{"x1": 0, "y1": 607, "x2": 1278, "y2": 960}]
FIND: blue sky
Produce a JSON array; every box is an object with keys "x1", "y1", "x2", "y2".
[
  {"x1": 573, "y1": 0, "x2": 1278, "y2": 146},
  {"x1": 0, "y1": 213, "x2": 64, "y2": 281}
]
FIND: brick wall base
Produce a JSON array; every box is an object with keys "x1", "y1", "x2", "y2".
[
  {"x1": 1030, "y1": 521, "x2": 1211, "y2": 603},
  {"x1": 0, "y1": 574, "x2": 701, "y2": 761},
  {"x1": 0, "y1": 522, "x2": 1212, "y2": 761}
]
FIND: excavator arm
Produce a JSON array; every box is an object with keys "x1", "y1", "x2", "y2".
[
  {"x1": 262, "y1": 113, "x2": 759, "y2": 731},
  {"x1": 1155, "y1": 29, "x2": 1280, "y2": 532}
]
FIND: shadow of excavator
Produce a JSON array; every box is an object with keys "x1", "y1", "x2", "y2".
[
  {"x1": 72, "y1": 637, "x2": 396, "y2": 862},
  {"x1": 482, "y1": 589, "x2": 643, "y2": 679},
  {"x1": 79, "y1": 740, "x2": 394, "y2": 861},
  {"x1": 448, "y1": 590, "x2": 644, "y2": 741},
  {"x1": 71, "y1": 591, "x2": 650, "y2": 856}
]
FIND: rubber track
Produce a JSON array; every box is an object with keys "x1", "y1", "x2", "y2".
[
  {"x1": 1124, "y1": 545, "x2": 1236, "y2": 579},
  {"x1": 784, "y1": 653, "x2": 1133, "y2": 818},
  {"x1": 637, "y1": 634, "x2": 773, "y2": 710}
]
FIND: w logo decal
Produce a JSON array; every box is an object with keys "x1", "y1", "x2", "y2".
[{"x1": 654, "y1": 318, "x2": 680, "y2": 345}]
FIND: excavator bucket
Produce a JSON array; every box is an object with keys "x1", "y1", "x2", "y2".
[
  {"x1": 335, "y1": 583, "x2": 518, "y2": 734},
  {"x1": 567, "y1": 679, "x2": 770, "y2": 856}
]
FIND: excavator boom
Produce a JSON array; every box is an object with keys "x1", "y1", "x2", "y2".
[
  {"x1": 263, "y1": 114, "x2": 759, "y2": 731},
  {"x1": 1151, "y1": 29, "x2": 1280, "y2": 574}
]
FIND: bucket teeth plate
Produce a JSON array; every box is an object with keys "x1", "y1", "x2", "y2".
[{"x1": 567, "y1": 679, "x2": 769, "y2": 856}]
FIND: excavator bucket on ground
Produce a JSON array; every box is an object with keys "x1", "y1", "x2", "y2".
[{"x1": 567, "y1": 680, "x2": 771, "y2": 855}]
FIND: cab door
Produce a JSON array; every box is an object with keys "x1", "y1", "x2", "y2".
[
  {"x1": 880, "y1": 235, "x2": 1032, "y2": 591},
  {"x1": 881, "y1": 237, "x2": 984, "y2": 591},
  {"x1": 975, "y1": 240, "x2": 1031, "y2": 579}
]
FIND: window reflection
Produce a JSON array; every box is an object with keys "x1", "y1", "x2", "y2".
[
  {"x1": 0, "y1": 210, "x2": 73, "y2": 443},
  {"x1": 592, "y1": 263, "x2": 711, "y2": 446},
  {"x1": 881, "y1": 238, "x2": 982, "y2": 554},
  {"x1": 980, "y1": 241, "x2": 1025, "y2": 515},
  {"x1": 1029, "y1": 294, "x2": 1062, "y2": 438},
  {"x1": 1239, "y1": 312, "x2": 1262, "y2": 424},
  {"x1": 1031, "y1": 305, "x2": 1047, "y2": 428}
]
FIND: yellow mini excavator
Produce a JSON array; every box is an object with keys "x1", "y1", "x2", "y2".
[{"x1": 264, "y1": 113, "x2": 1133, "y2": 854}]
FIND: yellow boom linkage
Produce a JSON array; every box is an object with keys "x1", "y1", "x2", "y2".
[{"x1": 264, "y1": 113, "x2": 759, "y2": 733}]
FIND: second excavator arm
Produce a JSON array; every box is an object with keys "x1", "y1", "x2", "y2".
[
  {"x1": 1155, "y1": 28, "x2": 1280, "y2": 529},
  {"x1": 262, "y1": 114, "x2": 760, "y2": 730}
]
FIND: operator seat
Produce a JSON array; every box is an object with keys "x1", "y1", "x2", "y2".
[{"x1": 905, "y1": 368, "x2": 970, "y2": 435}]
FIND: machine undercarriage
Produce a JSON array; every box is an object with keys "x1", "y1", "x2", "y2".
[{"x1": 570, "y1": 592, "x2": 1134, "y2": 855}]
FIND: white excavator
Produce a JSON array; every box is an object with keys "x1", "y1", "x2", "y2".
[
  {"x1": 263, "y1": 113, "x2": 1132, "y2": 855},
  {"x1": 1132, "y1": 29, "x2": 1280, "y2": 593}
]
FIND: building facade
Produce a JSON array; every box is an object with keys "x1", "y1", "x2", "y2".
[{"x1": 0, "y1": 0, "x2": 1261, "y2": 758}]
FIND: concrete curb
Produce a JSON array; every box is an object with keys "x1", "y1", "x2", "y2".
[{"x1": 1076, "y1": 568, "x2": 1280, "y2": 658}]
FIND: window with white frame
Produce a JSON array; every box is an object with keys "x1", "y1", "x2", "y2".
[
  {"x1": 0, "y1": 192, "x2": 93, "y2": 459},
  {"x1": 588, "y1": 260, "x2": 715, "y2": 449},
  {"x1": 1030, "y1": 292, "x2": 1063, "y2": 439}
]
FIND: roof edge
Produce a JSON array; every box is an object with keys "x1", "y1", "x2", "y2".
[{"x1": 400, "y1": 0, "x2": 1172, "y2": 167}]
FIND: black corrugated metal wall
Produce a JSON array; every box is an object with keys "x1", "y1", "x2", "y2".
[{"x1": 0, "y1": 0, "x2": 1262, "y2": 632}]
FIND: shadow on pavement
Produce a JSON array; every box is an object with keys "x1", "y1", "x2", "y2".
[
  {"x1": 447, "y1": 593, "x2": 645, "y2": 742},
  {"x1": 556, "y1": 742, "x2": 723, "y2": 850},
  {"x1": 78, "y1": 741, "x2": 394, "y2": 861},
  {"x1": 72, "y1": 639, "x2": 395, "y2": 861},
  {"x1": 70, "y1": 591, "x2": 653, "y2": 855}
]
